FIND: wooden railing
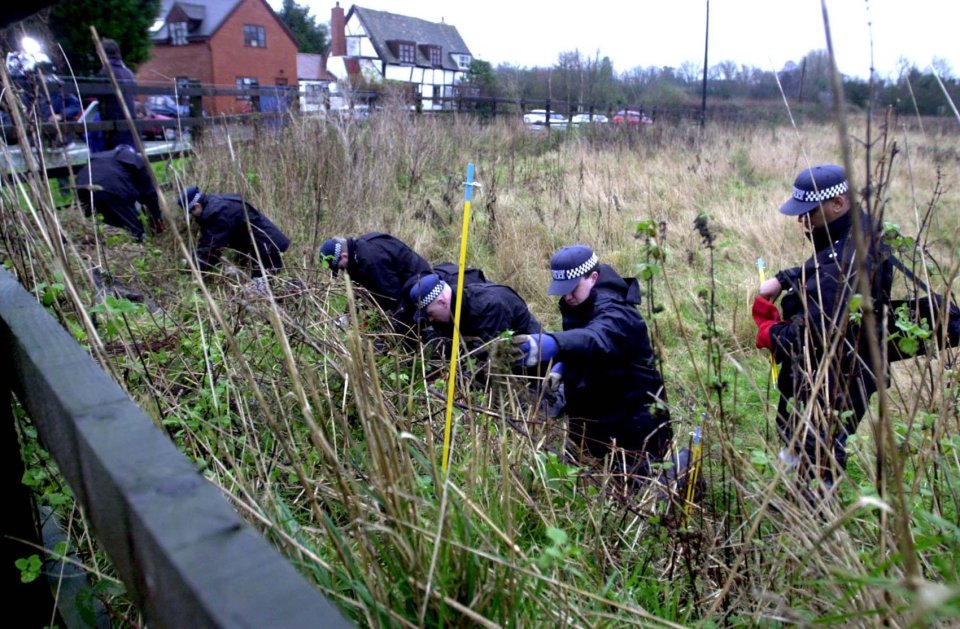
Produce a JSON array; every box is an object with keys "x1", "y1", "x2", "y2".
[{"x1": 0, "y1": 267, "x2": 351, "y2": 628}]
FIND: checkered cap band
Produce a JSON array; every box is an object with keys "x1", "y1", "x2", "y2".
[
  {"x1": 332, "y1": 240, "x2": 342, "y2": 261},
  {"x1": 552, "y1": 253, "x2": 598, "y2": 281},
  {"x1": 418, "y1": 280, "x2": 445, "y2": 310},
  {"x1": 793, "y1": 180, "x2": 848, "y2": 204},
  {"x1": 188, "y1": 191, "x2": 202, "y2": 208}
]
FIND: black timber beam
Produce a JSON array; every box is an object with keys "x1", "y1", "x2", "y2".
[{"x1": 0, "y1": 268, "x2": 351, "y2": 629}]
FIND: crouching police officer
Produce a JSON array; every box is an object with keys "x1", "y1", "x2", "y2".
[
  {"x1": 514, "y1": 245, "x2": 671, "y2": 478},
  {"x1": 321, "y1": 233, "x2": 432, "y2": 317},
  {"x1": 76, "y1": 145, "x2": 163, "y2": 241},
  {"x1": 409, "y1": 272, "x2": 541, "y2": 363},
  {"x1": 753, "y1": 164, "x2": 892, "y2": 487},
  {"x1": 179, "y1": 186, "x2": 291, "y2": 293}
]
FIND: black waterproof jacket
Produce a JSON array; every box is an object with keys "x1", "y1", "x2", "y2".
[
  {"x1": 345, "y1": 233, "x2": 432, "y2": 312},
  {"x1": 76, "y1": 146, "x2": 161, "y2": 236},
  {"x1": 555, "y1": 264, "x2": 670, "y2": 460},
  {"x1": 770, "y1": 210, "x2": 892, "y2": 467},
  {"x1": 435, "y1": 282, "x2": 541, "y2": 346},
  {"x1": 194, "y1": 195, "x2": 290, "y2": 275}
]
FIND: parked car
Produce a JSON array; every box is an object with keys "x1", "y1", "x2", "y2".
[
  {"x1": 523, "y1": 109, "x2": 568, "y2": 130},
  {"x1": 144, "y1": 94, "x2": 191, "y2": 118},
  {"x1": 570, "y1": 112, "x2": 609, "y2": 126},
  {"x1": 136, "y1": 102, "x2": 177, "y2": 141},
  {"x1": 612, "y1": 110, "x2": 653, "y2": 126}
]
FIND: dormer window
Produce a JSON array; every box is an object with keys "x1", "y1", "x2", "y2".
[
  {"x1": 453, "y1": 54, "x2": 472, "y2": 71},
  {"x1": 428, "y1": 46, "x2": 442, "y2": 67},
  {"x1": 170, "y1": 21, "x2": 188, "y2": 46},
  {"x1": 398, "y1": 42, "x2": 415, "y2": 64},
  {"x1": 244, "y1": 24, "x2": 266, "y2": 48}
]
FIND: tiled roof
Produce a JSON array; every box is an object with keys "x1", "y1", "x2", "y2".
[
  {"x1": 151, "y1": 0, "x2": 239, "y2": 42},
  {"x1": 297, "y1": 53, "x2": 336, "y2": 81},
  {"x1": 350, "y1": 6, "x2": 471, "y2": 72}
]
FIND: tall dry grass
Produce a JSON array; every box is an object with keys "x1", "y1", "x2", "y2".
[{"x1": 3, "y1": 101, "x2": 960, "y2": 626}]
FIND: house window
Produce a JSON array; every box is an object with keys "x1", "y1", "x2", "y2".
[
  {"x1": 429, "y1": 46, "x2": 442, "y2": 67},
  {"x1": 346, "y1": 36, "x2": 360, "y2": 56},
  {"x1": 398, "y1": 43, "x2": 415, "y2": 64},
  {"x1": 170, "y1": 21, "x2": 187, "y2": 46},
  {"x1": 305, "y1": 83, "x2": 326, "y2": 105},
  {"x1": 454, "y1": 54, "x2": 472, "y2": 71},
  {"x1": 243, "y1": 24, "x2": 266, "y2": 48},
  {"x1": 236, "y1": 76, "x2": 259, "y2": 100}
]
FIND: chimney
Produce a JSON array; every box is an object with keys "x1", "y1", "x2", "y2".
[{"x1": 331, "y1": 2, "x2": 346, "y2": 57}]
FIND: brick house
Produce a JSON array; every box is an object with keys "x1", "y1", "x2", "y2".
[
  {"x1": 327, "y1": 3, "x2": 473, "y2": 110},
  {"x1": 137, "y1": 0, "x2": 299, "y2": 115}
]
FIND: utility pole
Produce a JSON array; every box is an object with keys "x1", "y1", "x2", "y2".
[{"x1": 700, "y1": 0, "x2": 710, "y2": 129}]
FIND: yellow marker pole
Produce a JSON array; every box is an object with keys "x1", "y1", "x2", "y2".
[
  {"x1": 682, "y1": 424, "x2": 702, "y2": 525},
  {"x1": 757, "y1": 258, "x2": 779, "y2": 381},
  {"x1": 441, "y1": 163, "x2": 476, "y2": 474}
]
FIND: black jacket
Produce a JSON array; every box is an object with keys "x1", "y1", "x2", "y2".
[
  {"x1": 434, "y1": 283, "x2": 541, "y2": 346},
  {"x1": 345, "y1": 233, "x2": 432, "y2": 312},
  {"x1": 76, "y1": 146, "x2": 159, "y2": 221},
  {"x1": 770, "y1": 210, "x2": 893, "y2": 431},
  {"x1": 194, "y1": 194, "x2": 290, "y2": 272},
  {"x1": 554, "y1": 264, "x2": 669, "y2": 456},
  {"x1": 97, "y1": 58, "x2": 137, "y2": 150}
]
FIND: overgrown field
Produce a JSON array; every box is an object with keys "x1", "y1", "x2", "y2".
[{"x1": 3, "y1": 107, "x2": 960, "y2": 626}]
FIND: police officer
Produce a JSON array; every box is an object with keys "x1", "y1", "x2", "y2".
[
  {"x1": 753, "y1": 164, "x2": 892, "y2": 484},
  {"x1": 320, "y1": 233, "x2": 432, "y2": 315},
  {"x1": 514, "y1": 245, "x2": 671, "y2": 475},
  {"x1": 76, "y1": 144, "x2": 163, "y2": 241},
  {"x1": 409, "y1": 273, "x2": 541, "y2": 351},
  {"x1": 179, "y1": 186, "x2": 291, "y2": 288}
]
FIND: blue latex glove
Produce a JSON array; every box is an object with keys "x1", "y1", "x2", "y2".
[{"x1": 512, "y1": 333, "x2": 558, "y2": 367}]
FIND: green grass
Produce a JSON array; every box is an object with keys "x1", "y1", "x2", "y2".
[{"x1": 4, "y1": 109, "x2": 960, "y2": 626}]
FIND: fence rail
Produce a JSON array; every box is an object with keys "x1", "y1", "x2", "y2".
[{"x1": 0, "y1": 267, "x2": 351, "y2": 628}]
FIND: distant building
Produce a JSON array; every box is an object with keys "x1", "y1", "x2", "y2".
[
  {"x1": 297, "y1": 53, "x2": 338, "y2": 112},
  {"x1": 137, "y1": 0, "x2": 299, "y2": 115},
  {"x1": 327, "y1": 3, "x2": 473, "y2": 110}
]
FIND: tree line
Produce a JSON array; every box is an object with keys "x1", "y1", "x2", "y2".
[
  {"x1": 3, "y1": 0, "x2": 956, "y2": 118},
  {"x1": 466, "y1": 49, "x2": 960, "y2": 117}
]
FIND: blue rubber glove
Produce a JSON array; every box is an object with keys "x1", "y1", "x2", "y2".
[
  {"x1": 512, "y1": 333, "x2": 558, "y2": 367},
  {"x1": 545, "y1": 362, "x2": 564, "y2": 392}
]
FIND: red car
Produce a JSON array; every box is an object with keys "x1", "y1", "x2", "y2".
[
  {"x1": 612, "y1": 110, "x2": 653, "y2": 126},
  {"x1": 136, "y1": 102, "x2": 176, "y2": 141}
]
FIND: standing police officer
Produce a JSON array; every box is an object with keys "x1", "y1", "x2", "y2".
[
  {"x1": 514, "y1": 245, "x2": 671, "y2": 475},
  {"x1": 97, "y1": 39, "x2": 137, "y2": 150},
  {"x1": 752, "y1": 164, "x2": 892, "y2": 486},
  {"x1": 76, "y1": 145, "x2": 163, "y2": 241}
]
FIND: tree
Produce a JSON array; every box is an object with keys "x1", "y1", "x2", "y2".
[
  {"x1": 464, "y1": 59, "x2": 496, "y2": 94},
  {"x1": 278, "y1": 0, "x2": 328, "y2": 55},
  {"x1": 48, "y1": 0, "x2": 160, "y2": 76}
]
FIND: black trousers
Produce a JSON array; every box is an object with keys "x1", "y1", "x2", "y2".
[{"x1": 82, "y1": 191, "x2": 145, "y2": 240}]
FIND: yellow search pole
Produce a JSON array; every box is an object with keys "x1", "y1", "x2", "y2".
[{"x1": 441, "y1": 163, "x2": 477, "y2": 474}]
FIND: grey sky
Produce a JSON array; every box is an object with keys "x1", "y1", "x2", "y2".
[{"x1": 275, "y1": 0, "x2": 958, "y2": 80}]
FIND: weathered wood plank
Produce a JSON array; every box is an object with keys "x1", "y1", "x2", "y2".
[{"x1": 0, "y1": 268, "x2": 351, "y2": 628}]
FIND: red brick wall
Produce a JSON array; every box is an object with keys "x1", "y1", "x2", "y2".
[
  {"x1": 136, "y1": 0, "x2": 297, "y2": 115},
  {"x1": 137, "y1": 42, "x2": 214, "y2": 92},
  {"x1": 209, "y1": 0, "x2": 298, "y2": 114}
]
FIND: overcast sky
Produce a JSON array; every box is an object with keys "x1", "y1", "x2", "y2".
[{"x1": 273, "y1": 0, "x2": 958, "y2": 80}]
